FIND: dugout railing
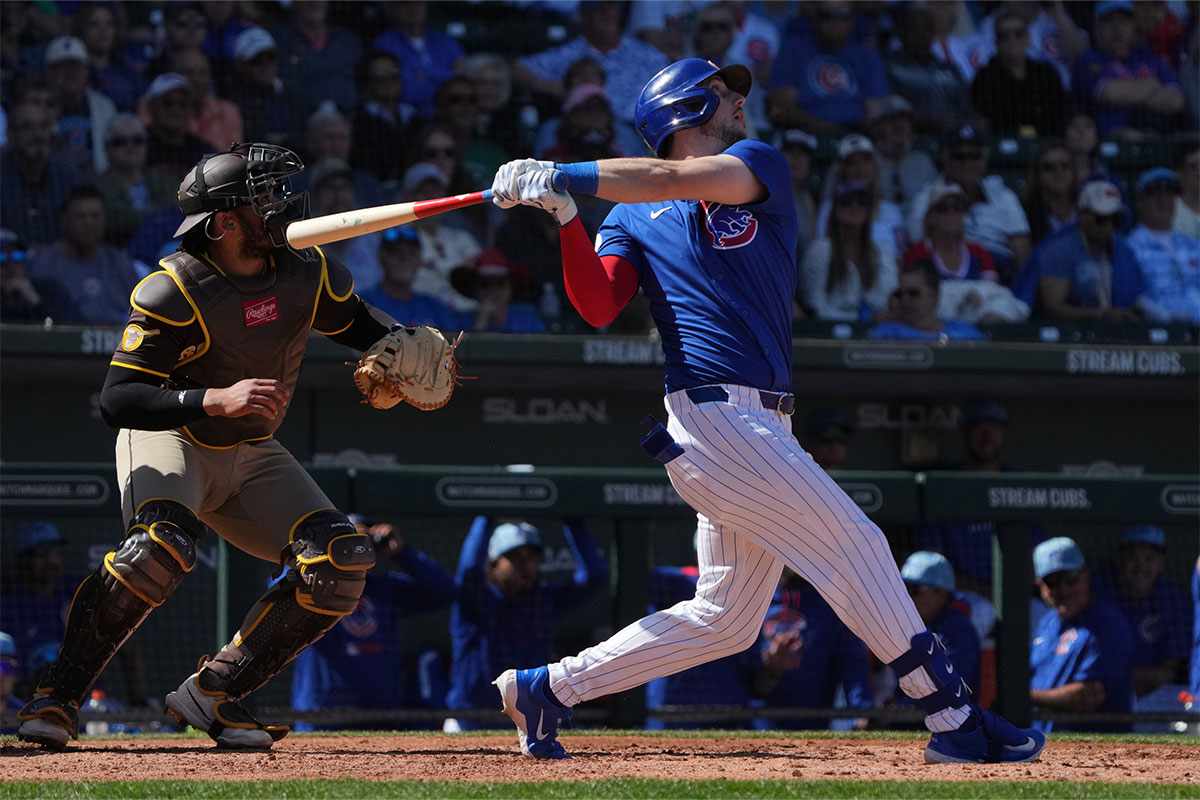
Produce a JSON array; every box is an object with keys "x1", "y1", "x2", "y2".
[{"x1": 1, "y1": 464, "x2": 1195, "y2": 732}]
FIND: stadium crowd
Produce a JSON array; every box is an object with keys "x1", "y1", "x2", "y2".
[{"x1": 0, "y1": 0, "x2": 1196, "y2": 335}]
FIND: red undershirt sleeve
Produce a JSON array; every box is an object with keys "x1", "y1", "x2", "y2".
[{"x1": 558, "y1": 217, "x2": 639, "y2": 328}]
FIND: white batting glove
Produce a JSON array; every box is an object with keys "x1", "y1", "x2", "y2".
[
  {"x1": 491, "y1": 158, "x2": 553, "y2": 209},
  {"x1": 516, "y1": 169, "x2": 578, "y2": 226}
]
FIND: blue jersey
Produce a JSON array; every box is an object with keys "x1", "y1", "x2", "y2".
[
  {"x1": 596, "y1": 139, "x2": 798, "y2": 393},
  {"x1": 1030, "y1": 597, "x2": 1134, "y2": 733},
  {"x1": 1190, "y1": 562, "x2": 1200, "y2": 699},
  {"x1": 1092, "y1": 568, "x2": 1193, "y2": 668},
  {"x1": 754, "y1": 584, "x2": 871, "y2": 730}
]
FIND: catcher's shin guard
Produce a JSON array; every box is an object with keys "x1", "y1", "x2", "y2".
[
  {"x1": 37, "y1": 500, "x2": 205, "y2": 705},
  {"x1": 198, "y1": 510, "x2": 374, "y2": 699}
]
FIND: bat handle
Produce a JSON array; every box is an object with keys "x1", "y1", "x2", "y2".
[{"x1": 479, "y1": 169, "x2": 569, "y2": 203}]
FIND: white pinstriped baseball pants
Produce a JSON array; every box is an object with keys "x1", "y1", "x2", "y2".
[{"x1": 548, "y1": 384, "x2": 968, "y2": 732}]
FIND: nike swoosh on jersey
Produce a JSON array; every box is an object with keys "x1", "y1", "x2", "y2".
[{"x1": 650, "y1": 207, "x2": 672, "y2": 219}]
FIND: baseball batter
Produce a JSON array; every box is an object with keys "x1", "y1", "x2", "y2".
[
  {"x1": 17, "y1": 143, "x2": 399, "y2": 751},
  {"x1": 489, "y1": 59, "x2": 1046, "y2": 764}
]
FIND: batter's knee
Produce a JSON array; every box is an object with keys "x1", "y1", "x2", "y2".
[
  {"x1": 107, "y1": 499, "x2": 206, "y2": 606},
  {"x1": 286, "y1": 510, "x2": 375, "y2": 615},
  {"x1": 683, "y1": 599, "x2": 761, "y2": 653}
]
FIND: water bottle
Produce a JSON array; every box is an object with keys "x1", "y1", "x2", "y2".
[
  {"x1": 539, "y1": 282, "x2": 562, "y2": 332},
  {"x1": 84, "y1": 689, "x2": 109, "y2": 735}
]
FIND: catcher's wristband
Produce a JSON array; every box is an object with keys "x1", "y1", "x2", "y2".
[{"x1": 554, "y1": 161, "x2": 598, "y2": 196}]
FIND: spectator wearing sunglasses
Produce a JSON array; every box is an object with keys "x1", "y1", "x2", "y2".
[
  {"x1": 1031, "y1": 537, "x2": 1134, "y2": 733},
  {"x1": 0, "y1": 228, "x2": 79, "y2": 324},
  {"x1": 970, "y1": 8, "x2": 1067, "y2": 137},
  {"x1": 450, "y1": 249, "x2": 545, "y2": 334},
  {"x1": 95, "y1": 113, "x2": 177, "y2": 249},
  {"x1": 1021, "y1": 140, "x2": 1080, "y2": 247},
  {"x1": 883, "y1": 3, "x2": 974, "y2": 137},
  {"x1": 227, "y1": 28, "x2": 303, "y2": 151},
  {"x1": 868, "y1": 259, "x2": 986, "y2": 341},
  {"x1": 905, "y1": 125, "x2": 1031, "y2": 284},
  {"x1": 432, "y1": 76, "x2": 507, "y2": 191},
  {"x1": 351, "y1": 50, "x2": 418, "y2": 189},
  {"x1": 141, "y1": 73, "x2": 209, "y2": 184},
  {"x1": 801, "y1": 180, "x2": 898, "y2": 322},
  {"x1": 1020, "y1": 180, "x2": 1144, "y2": 322},
  {"x1": 1126, "y1": 168, "x2": 1200, "y2": 325}
]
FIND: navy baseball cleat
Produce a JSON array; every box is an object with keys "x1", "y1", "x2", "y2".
[
  {"x1": 493, "y1": 667, "x2": 572, "y2": 759},
  {"x1": 925, "y1": 706, "x2": 1046, "y2": 764}
]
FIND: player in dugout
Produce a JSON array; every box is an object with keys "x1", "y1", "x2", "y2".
[
  {"x1": 486, "y1": 58, "x2": 1046, "y2": 765},
  {"x1": 16, "y1": 142, "x2": 455, "y2": 751}
]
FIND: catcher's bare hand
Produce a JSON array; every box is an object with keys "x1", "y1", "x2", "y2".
[{"x1": 203, "y1": 378, "x2": 289, "y2": 419}]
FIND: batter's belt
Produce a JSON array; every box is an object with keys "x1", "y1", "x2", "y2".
[{"x1": 684, "y1": 385, "x2": 796, "y2": 416}]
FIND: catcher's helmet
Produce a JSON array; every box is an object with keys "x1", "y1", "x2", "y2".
[
  {"x1": 634, "y1": 58, "x2": 752, "y2": 157},
  {"x1": 174, "y1": 142, "x2": 308, "y2": 255}
]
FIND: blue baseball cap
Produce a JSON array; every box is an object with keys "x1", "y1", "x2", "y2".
[
  {"x1": 0, "y1": 632, "x2": 15, "y2": 678},
  {"x1": 901, "y1": 551, "x2": 955, "y2": 591},
  {"x1": 382, "y1": 226, "x2": 420, "y2": 245},
  {"x1": 1033, "y1": 537, "x2": 1086, "y2": 580},
  {"x1": 1121, "y1": 524, "x2": 1166, "y2": 549},
  {"x1": 962, "y1": 398, "x2": 1008, "y2": 428},
  {"x1": 14, "y1": 521, "x2": 64, "y2": 555},
  {"x1": 487, "y1": 522, "x2": 541, "y2": 561},
  {"x1": 1094, "y1": 1, "x2": 1134, "y2": 20},
  {"x1": 1136, "y1": 167, "x2": 1181, "y2": 196}
]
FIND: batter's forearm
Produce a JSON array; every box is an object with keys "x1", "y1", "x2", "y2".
[{"x1": 559, "y1": 218, "x2": 637, "y2": 326}]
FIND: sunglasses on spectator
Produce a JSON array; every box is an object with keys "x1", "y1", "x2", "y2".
[
  {"x1": 997, "y1": 26, "x2": 1027, "y2": 40},
  {"x1": 444, "y1": 93, "x2": 476, "y2": 105},
  {"x1": 1090, "y1": 212, "x2": 1120, "y2": 227},
  {"x1": 1039, "y1": 160, "x2": 1071, "y2": 172},
  {"x1": 1042, "y1": 570, "x2": 1083, "y2": 590},
  {"x1": 836, "y1": 194, "x2": 870, "y2": 208},
  {"x1": 108, "y1": 135, "x2": 147, "y2": 148},
  {"x1": 950, "y1": 150, "x2": 983, "y2": 161},
  {"x1": 894, "y1": 287, "x2": 924, "y2": 299},
  {"x1": 424, "y1": 146, "x2": 456, "y2": 158},
  {"x1": 698, "y1": 21, "x2": 733, "y2": 32},
  {"x1": 933, "y1": 201, "x2": 967, "y2": 213},
  {"x1": 250, "y1": 52, "x2": 277, "y2": 65},
  {"x1": 477, "y1": 276, "x2": 509, "y2": 289},
  {"x1": 156, "y1": 96, "x2": 190, "y2": 108},
  {"x1": 369, "y1": 70, "x2": 401, "y2": 82}
]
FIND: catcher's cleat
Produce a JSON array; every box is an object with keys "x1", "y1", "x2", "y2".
[
  {"x1": 17, "y1": 692, "x2": 80, "y2": 750},
  {"x1": 493, "y1": 667, "x2": 572, "y2": 760},
  {"x1": 165, "y1": 672, "x2": 289, "y2": 749},
  {"x1": 925, "y1": 706, "x2": 1046, "y2": 764}
]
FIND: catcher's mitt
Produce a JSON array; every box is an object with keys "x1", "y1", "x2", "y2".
[{"x1": 353, "y1": 326, "x2": 463, "y2": 410}]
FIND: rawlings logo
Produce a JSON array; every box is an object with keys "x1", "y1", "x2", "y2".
[
  {"x1": 704, "y1": 205, "x2": 759, "y2": 249},
  {"x1": 243, "y1": 296, "x2": 278, "y2": 327}
]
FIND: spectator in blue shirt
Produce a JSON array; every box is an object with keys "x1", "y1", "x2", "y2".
[
  {"x1": 450, "y1": 249, "x2": 547, "y2": 334},
  {"x1": 884, "y1": 2, "x2": 974, "y2": 136},
  {"x1": 359, "y1": 226, "x2": 460, "y2": 330},
  {"x1": 371, "y1": 0, "x2": 464, "y2": 120},
  {"x1": 272, "y1": 0, "x2": 362, "y2": 118},
  {"x1": 751, "y1": 570, "x2": 872, "y2": 730},
  {"x1": 0, "y1": 632, "x2": 18, "y2": 726},
  {"x1": 868, "y1": 259, "x2": 987, "y2": 341},
  {"x1": 1092, "y1": 525, "x2": 1193, "y2": 700},
  {"x1": 290, "y1": 517, "x2": 456, "y2": 730},
  {"x1": 1190, "y1": 556, "x2": 1200, "y2": 709},
  {"x1": 767, "y1": 1, "x2": 888, "y2": 136},
  {"x1": 0, "y1": 98, "x2": 85, "y2": 249},
  {"x1": 514, "y1": 1, "x2": 667, "y2": 128},
  {"x1": 1030, "y1": 537, "x2": 1134, "y2": 733},
  {"x1": 1071, "y1": 1, "x2": 1186, "y2": 139},
  {"x1": 893, "y1": 552, "x2": 981, "y2": 704},
  {"x1": 445, "y1": 517, "x2": 607, "y2": 729},
  {"x1": 1020, "y1": 180, "x2": 1145, "y2": 321},
  {"x1": 1126, "y1": 168, "x2": 1200, "y2": 325}
]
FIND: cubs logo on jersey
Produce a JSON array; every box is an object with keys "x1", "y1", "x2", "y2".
[
  {"x1": 341, "y1": 595, "x2": 379, "y2": 638},
  {"x1": 703, "y1": 204, "x2": 759, "y2": 249},
  {"x1": 1056, "y1": 628, "x2": 1077, "y2": 655}
]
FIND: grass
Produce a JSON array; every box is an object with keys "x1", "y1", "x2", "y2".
[{"x1": 2, "y1": 779, "x2": 1198, "y2": 800}]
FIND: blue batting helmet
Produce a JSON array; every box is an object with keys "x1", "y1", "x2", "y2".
[{"x1": 634, "y1": 58, "x2": 752, "y2": 157}]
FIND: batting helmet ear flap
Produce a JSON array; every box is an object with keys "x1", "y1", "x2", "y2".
[{"x1": 634, "y1": 58, "x2": 753, "y2": 157}]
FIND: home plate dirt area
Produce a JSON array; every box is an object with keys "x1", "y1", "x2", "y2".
[{"x1": 2, "y1": 735, "x2": 1198, "y2": 784}]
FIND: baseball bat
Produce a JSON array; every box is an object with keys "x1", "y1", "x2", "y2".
[{"x1": 286, "y1": 170, "x2": 569, "y2": 249}]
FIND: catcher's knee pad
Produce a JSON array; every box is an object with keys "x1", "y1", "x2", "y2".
[
  {"x1": 889, "y1": 631, "x2": 971, "y2": 714},
  {"x1": 288, "y1": 509, "x2": 375, "y2": 615},
  {"x1": 201, "y1": 511, "x2": 374, "y2": 699},
  {"x1": 107, "y1": 499, "x2": 206, "y2": 606},
  {"x1": 42, "y1": 501, "x2": 206, "y2": 703}
]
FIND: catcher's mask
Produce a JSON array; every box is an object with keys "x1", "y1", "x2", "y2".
[{"x1": 174, "y1": 142, "x2": 311, "y2": 260}]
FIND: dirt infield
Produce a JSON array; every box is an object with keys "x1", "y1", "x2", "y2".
[{"x1": 3, "y1": 735, "x2": 1198, "y2": 784}]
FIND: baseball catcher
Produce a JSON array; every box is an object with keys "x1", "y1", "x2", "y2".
[{"x1": 17, "y1": 142, "x2": 456, "y2": 752}]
